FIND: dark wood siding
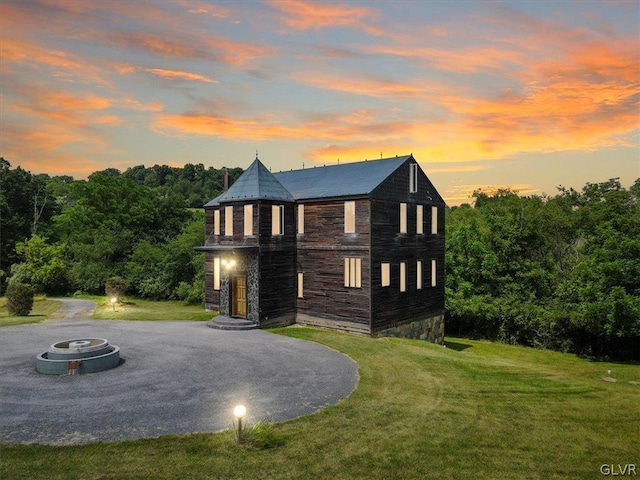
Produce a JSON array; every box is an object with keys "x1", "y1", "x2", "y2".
[{"x1": 296, "y1": 199, "x2": 370, "y2": 328}]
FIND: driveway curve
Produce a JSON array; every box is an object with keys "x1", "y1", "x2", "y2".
[{"x1": 0, "y1": 299, "x2": 358, "y2": 445}]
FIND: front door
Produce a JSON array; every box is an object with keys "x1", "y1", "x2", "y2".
[{"x1": 232, "y1": 275, "x2": 247, "y2": 318}]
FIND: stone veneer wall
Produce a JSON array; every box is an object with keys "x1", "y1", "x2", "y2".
[{"x1": 374, "y1": 312, "x2": 445, "y2": 344}]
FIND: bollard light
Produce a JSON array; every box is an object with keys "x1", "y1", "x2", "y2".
[
  {"x1": 234, "y1": 404, "x2": 246, "y2": 443},
  {"x1": 110, "y1": 297, "x2": 117, "y2": 312}
]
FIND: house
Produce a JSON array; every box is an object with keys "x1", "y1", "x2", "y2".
[{"x1": 198, "y1": 154, "x2": 445, "y2": 343}]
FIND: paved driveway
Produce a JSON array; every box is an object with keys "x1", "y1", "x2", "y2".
[{"x1": 0, "y1": 300, "x2": 358, "y2": 445}]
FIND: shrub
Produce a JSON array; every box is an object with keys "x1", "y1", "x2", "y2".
[
  {"x1": 6, "y1": 283, "x2": 34, "y2": 316},
  {"x1": 105, "y1": 276, "x2": 127, "y2": 301}
]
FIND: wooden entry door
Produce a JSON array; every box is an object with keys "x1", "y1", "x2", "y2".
[{"x1": 232, "y1": 275, "x2": 247, "y2": 318}]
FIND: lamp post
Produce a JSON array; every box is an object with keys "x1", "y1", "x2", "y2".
[{"x1": 233, "y1": 404, "x2": 246, "y2": 443}]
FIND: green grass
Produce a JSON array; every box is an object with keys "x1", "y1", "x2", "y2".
[
  {"x1": 91, "y1": 297, "x2": 215, "y2": 322},
  {"x1": 1, "y1": 329, "x2": 638, "y2": 480},
  {"x1": 0, "y1": 296, "x2": 62, "y2": 327}
]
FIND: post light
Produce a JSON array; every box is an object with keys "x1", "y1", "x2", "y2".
[
  {"x1": 110, "y1": 297, "x2": 117, "y2": 312},
  {"x1": 233, "y1": 404, "x2": 246, "y2": 443}
]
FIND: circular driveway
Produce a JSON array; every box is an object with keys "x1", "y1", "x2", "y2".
[{"x1": 0, "y1": 300, "x2": 358, "y2": 445}]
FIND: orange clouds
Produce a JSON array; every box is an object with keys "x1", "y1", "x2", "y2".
[{"x1": 267, "y1": 0, "x2": 380, "y2": 35}]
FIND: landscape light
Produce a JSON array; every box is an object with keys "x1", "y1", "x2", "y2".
[
  {"x1": 110, "y1": 297, "x2": 117, "y2": 312},
  {"x1": 233, "y1": 404, "x2": 247, "y2": 443}
]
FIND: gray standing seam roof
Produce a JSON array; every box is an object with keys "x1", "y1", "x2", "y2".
[
  {"x1": 213, "y1": 158, "x2": 294, "y2": 203},
  {"x1": 273, "y1": 155, "x2": 411, "y2": 200}
]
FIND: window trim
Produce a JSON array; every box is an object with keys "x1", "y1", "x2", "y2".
[
  {"x1": 224, "y1": 206, "x2": 233, "y2": 236},
  {"x1": 400, "y1": 203, "x2": 407, "y2": 234},
  {"x1": 214, "y1": 209, "x2": 220, "y2": 236},
  {"x1": 344, "y1": 257, "x2": 362, "y2": 288},
  {"x1": 244, "y1": 204, "x2": 253, "y2": 236},
  {"x1": 410, "y1": 163, "x2": 418, "y2": 193},
  {"x1": 344, "y1": 201, "x2": 355, "y2": 234},
  {"x1": 381, "y1": 262, "x2": 391, "y2": 287},
  {"x1": 272, "y1": 204, "x2": 284, "y2": 236}
]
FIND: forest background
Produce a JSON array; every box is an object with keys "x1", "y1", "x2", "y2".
[{"x1": 1, "y1": 158, "x2": 638, "y2": 360}]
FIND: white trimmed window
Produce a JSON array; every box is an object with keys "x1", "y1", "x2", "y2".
[
  {"x1": 297, "y1": 272, "x2": 304, "y2": 298},
  {"x1": 416, "y1": 205, "x2": 423, "y2": 235},
  {"x1": 224, "y1": 206, "x2": 233, "y2": 236},
  {"x1": 213, "y1": 257, "x2": 221, "y2": 290},
  {"x1": 431, "y1": 206, "x2": 438, "y2": 234},
  {"x1": 244, "y1": 204, "x2": 253, "y2": 236},
  {"x1": 417, "y1": 260, "x2": 423, "y2": 289},
  {"x1": 431, "y1": 259, "x2": 437, "y2": 287},
  {"x1": 400, "y1": 203, "x2": 407, "y2": 234},
  {"x1": 381, "y1": 263, "x2": 391, "y2": 287},
  {"x1": 214, "y1": 209, "x2": 220, "y2": 236},
  {"x1": 400, "y1": 261, "x2": 407, "y2": 292},
  {"x1": 298, "y1": 204, "x2": 305, "y2": 234},
  {"x1": 344, "y1": 257, "x2": 362, "y2": 288},
  {"x1": 410, "y1": 163, "x2": 418, "y2": 193},
  {"x1": 344, "y1": 201, "x2": 355, "y2": 233},
  {"x1": 272, "y1": 205, "x2": 284, "y2": 235}
]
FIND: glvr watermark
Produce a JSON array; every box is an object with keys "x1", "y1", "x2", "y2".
[{"x1": 601, "y1": 464, "x2": 637, "y2": 476}]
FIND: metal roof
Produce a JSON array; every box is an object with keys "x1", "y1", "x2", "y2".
[
  {"x1": 214, "y1": 158, "x2": 294, "y2": 204},
  {"x1": 273, "y1": 155, "x2": 411, "y2": 200}
]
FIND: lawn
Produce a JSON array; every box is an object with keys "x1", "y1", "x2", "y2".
[
  {"x1": 0, "y1": 296, "x2": 62, "y2": 327},
  {"x1": 1, "y1": 327, "x2": 637, "y2": 480},
  {"x1": 91, "y1": 297, "x2": 215, "y2": 322}
]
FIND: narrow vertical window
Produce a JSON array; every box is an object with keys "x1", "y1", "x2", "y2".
[
  {"x1": 214, "y1": 209, "x2": 220, "y2": 236},
  {"x1": 298, "y1": 204, "x2": 305, "y2": 234},
  {"x1": 344, "y1": 257, "x2": 362, "y2": 288},
  {"x1": 272, "y1": 205, "x2": 284, "y2": 235},
  {"x1": 410, "y1": 163, "x2": 418, "y2": 193},
  {"x1": 417, "y1": 260, "x2": 423, "y2": 289},
  {"x1": 431, "y1": 206, "x2": 438, "y2": 234},
  {"x1": 224, "y1": 206, "x2": 233, "y2": 236},
  {"x1": 344, "y1": 201, "x2": 355, "y2": 233},
  {"x1": 431, "y1": 259, "x2": 437, "y2": 287},
  {"x1": 400, "y1": 262, "x2": 407, "y2": 292},
  {"x1": 416, "y1": 205, "x2": 423, "y2": 235},
  {"x1": 244, "y1": 204, "x2": 253, "y2": 236},
  {"x1": 297, "y1": 272, "x2": 304, "y2": 298},
  {"x1": 213, "y1": 257, "x2": 220, "y2": 290},
  {"x1": 400, "y1": 203, "x2": 407, "y2": 234},
  {"x1": 381, "y1": 263, "x2": 390, "y2": 287}
]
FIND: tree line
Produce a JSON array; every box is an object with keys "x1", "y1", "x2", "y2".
[
  {"x1": 446, "y1": 179, "x2": 639, "y2": 360},
  {"x1": 1, "y1": 158, "x2": 638, "y2": 359},
  {"x1": 0, "y1": 158, "x2": 241, "y2": 304}
]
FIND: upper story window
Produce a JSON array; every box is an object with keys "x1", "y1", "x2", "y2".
[
  {"x1": 214, "y1": 209, "x2": 220, "y2": 236},
  {"x1": 416, "y1": 205, "x2": 424, "y2": 235},
  {"x1": 381, "y1": 263, "x2": 391, "y2": 287},
  {"x1": 224, "y1": 206, "x2": 233, "y2": 236},
  {"x1": 244, "y1": 204, "x2": 253, "y2": 236},
  {"x1": 298, "y1": 204, "x2": 305, "y2": 234},
  {"x1": 272, "y1": 205, "x2": 284, "y2": 236},
  {"x1": 400, "y1": 203, "x2": 407, "y2": 234},
  {"x1": 431, "y1": 259, "x2": 437, "y2": 287},
  {"x1": 410, "y1": 163, "x2": 418, "y2": 193},
  {"x1": 344, "y1": 201, "x2": 355, "y2": 233},
  {"x1": 344, "y1": 257, "x2": 362, "y2": 288},
  {"x1": 431, "y1": 206, "x2": 438, "y2": 234}
]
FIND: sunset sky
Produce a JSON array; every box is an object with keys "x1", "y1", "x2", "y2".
[{"x1": 1, "y1": 0, "x2": 638, "y2": 205}]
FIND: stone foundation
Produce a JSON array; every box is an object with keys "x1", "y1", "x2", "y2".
[{"x1": 374, "y1": 312, "x2": 445, "y2": 344}]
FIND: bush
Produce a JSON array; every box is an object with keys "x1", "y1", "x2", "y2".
[
  {"x1": 6, "y1": 283, "x2": 34, "y2": 316},
  {"x1": 105, "y1": 276, "x2": 127, "y2": 301}
]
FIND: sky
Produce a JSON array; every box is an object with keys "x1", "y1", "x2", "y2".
[{"x1": 1, "y1": 0, "x2": 638, "y2": 205}]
